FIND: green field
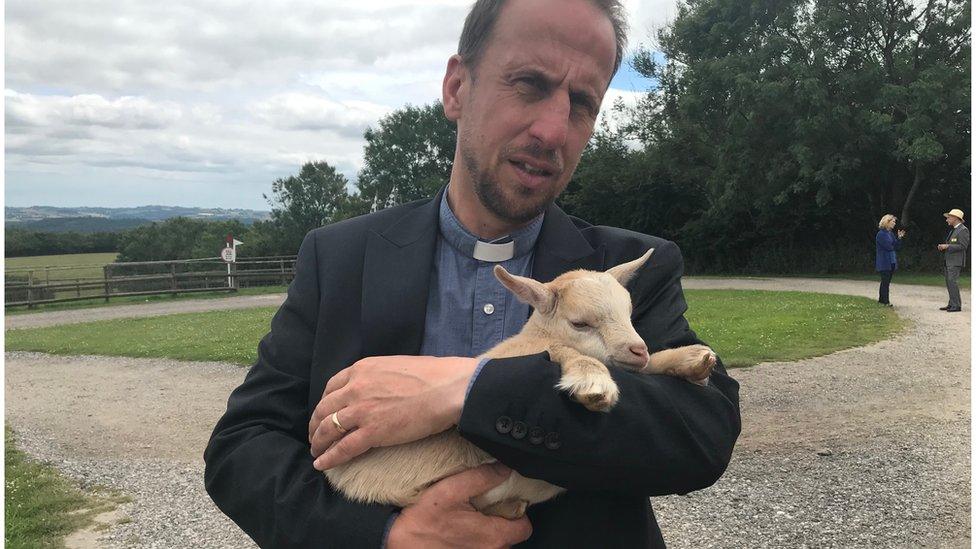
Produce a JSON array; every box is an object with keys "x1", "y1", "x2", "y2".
[
  {"x1": 5, "y1": 290, "x2": 904, "y2": 368},
  {"x1": 5, "y1": 427, "x2": 120, "y2": 548},
  {"x1": 5, "y1": 253, "x2": 119, "y2": 281},
  {"x1": 689, "y1": 272, "x2": 969, "y2": 289},
  {"x1": 4, "y1": 285, "x2": 288, "y2": 316},
  {"x1": 685, "y1": 290, "x2": 903, "y2": 367}
]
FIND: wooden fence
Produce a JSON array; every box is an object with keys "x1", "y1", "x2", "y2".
[{"x1": 5, "y1": 256, "x2": 297, "y2": 308}]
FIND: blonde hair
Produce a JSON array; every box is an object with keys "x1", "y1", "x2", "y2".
[{"x1": 878, "y1": 214, "x2": 897, "y2": 229}]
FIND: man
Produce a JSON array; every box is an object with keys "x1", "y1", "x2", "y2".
[
  {"x1": 204, "y1": 1, "x2": 741, "y2": 547},
  {"x1": 938, "y1": 208, "x2": 969, "y2": 312}
]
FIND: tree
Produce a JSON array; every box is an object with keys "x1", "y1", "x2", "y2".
[
  {"x1": 355, "y1": 102, "x2": 457, "y2": 210},
  {"x1": 116, "y1": 218, "x2": 249, "y2": 262},
  {"x1": 597, "y1": 0, "x2": 970, "y2": 273},
  {"x1": 264, "y1": 161, "x2": 366, "y2": 254}
]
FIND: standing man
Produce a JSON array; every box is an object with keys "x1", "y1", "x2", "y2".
[
  {"x1": 938, "y1": 208, "x2": 969, "y2": 312},
  {"x1": 205, "y1": 1, "x2": 741, "y2": 548}
]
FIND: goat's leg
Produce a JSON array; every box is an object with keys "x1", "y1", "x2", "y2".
[
  {"x1": 646, "y1": 345, "x2": 715, "y2": 385},
  {"x1": 548, "y1": 344, "x2": 620, "y2": 412}
]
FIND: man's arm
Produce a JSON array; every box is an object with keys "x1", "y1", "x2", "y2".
[
  {"x1": 458, "y1": 240, "x2": 740, "y2": 496},
  {"x1": 203, "y1": 233, "x2": 397, "y2": 548}
]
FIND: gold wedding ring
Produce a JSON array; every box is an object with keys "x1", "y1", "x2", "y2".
[{"x1": 331, "y1": 411, "x2": 348, "y2": 434}]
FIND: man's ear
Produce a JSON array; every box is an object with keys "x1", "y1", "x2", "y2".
[
  {"x1": 494, "y1": 265, "x2": 556, "y2": 314},
  {"x1": 606, "y1": 248, "x2": 654, "y2": 286},
  {"x1": 442, "y1": 54, "x2": 466, "y2": 122}
]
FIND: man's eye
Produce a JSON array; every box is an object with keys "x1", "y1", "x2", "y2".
[{"x1": 570, "y1": 320, "x2": 593, "y2": 330}]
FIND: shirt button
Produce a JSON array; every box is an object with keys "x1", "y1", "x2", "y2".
[
  {"x1": 511, "y1": 421, "x2": 528, "y2": 440},
  {"x1": 483, "y1": 303, "x2": 495, "y2": 315},
  {"x1": 495, "y1": 416, "x2": 513, "y2": 434}
]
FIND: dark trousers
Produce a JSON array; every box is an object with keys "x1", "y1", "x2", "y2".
[
  {"x1": 945, "y1": 265, "x2": 962, "y2": 309},
  {"x1": 878, "y1": 269, "x2": 894, "y2": 304}
]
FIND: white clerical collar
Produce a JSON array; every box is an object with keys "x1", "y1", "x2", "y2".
[{"x1": 472, "y1": 240, "x2": 516, "y2": 262}]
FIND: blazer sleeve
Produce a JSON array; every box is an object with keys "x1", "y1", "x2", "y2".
[
  {"x1": 204, "y1": 232, "x2": 397, "y2": 548},
  {"x1": 457, "y1": 241, "x2": 741, "y2": 497},
  {"x1": 947, "y1": 227, "x2": 970, "y2": 252}
]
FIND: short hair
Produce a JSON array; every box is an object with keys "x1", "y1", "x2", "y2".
[
  {"x1": 458, "y1": 0, "x2": 628, "y2": 80},
  {"x1": 878, "y1": 214, "x2": 896, "y2": 229}
]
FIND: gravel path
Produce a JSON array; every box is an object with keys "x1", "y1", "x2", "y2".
[
  {"x1": 4, "y1": 278, "x2": 970, "y2": 548},
  {"x1": 4, "y1": 293, "x2": 286, "y2": 330}
]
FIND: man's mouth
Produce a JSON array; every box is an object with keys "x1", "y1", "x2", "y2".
[{"x1": 510, "y1": 160, "x2": 554, "y2": 177}]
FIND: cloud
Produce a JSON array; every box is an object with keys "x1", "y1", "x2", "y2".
[
  {"x1": 5, "y1": 90, "x2": 182, "y2": 130},
  {"x1": 250, "y1": 93, "x2": 391, "y2": 137}
]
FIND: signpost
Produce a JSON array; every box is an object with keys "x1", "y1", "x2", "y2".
[{"x1": 223, "y1": 235, "x2": 243, "y2": 288}]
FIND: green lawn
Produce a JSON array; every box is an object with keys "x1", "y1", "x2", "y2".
[
  {"x1": 5, "y1": 253, "x2": 119, "y2": 281},
  {"x1": 685, "y1": 290, "x2": 903, "y2": 367},
  {"x1": 5, "y1": 290, "x2": 904, "y2": 368},
  {"x1": 4, "y1": 285, "x2": 288, "y2": 316},
  {"x1": 4, "y1": 427, "x2": 118, "y2": 548},
  {"x1": 689, "y1": 272, "x2": 969, "y2": 289}
]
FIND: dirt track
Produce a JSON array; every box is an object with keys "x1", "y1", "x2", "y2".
[{"x1": 4, "y1": 278, "x2": 970, "y2": 548}]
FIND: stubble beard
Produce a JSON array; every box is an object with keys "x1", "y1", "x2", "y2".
[{"x1": 459, "y1": 128, "x2": 564, "y2": 225}]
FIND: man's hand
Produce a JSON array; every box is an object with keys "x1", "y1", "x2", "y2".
[
  {"x1": 939, "y1": 244, "x2": 949, "y2": 251},
  {"x1": 309, "y1": 355, "x2": 479, "y2": 470},
  {"x1": 387, "y1": 464, "x2": 533, "y2": 549}
]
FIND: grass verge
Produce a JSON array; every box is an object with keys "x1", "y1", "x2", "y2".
[
  {"x1": 4, "y1": 285, "x2": 288, "y2": 316},
  {"x1": 689, "y1": 272, "x2": 969, "y2": 289},
  {"x1": 5, "y1": 290, "x2": 904, "y2": 369},
  {"x1": 5, "y1": 426, "x2": 122, "y2": 548},
  {"x1": 685, "y1": 290, "x2": 904, "y2": 367}
]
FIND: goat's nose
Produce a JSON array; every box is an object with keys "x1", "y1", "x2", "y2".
[{"x1": 629, "y1": 343, "x2": 649, "y2": 363}]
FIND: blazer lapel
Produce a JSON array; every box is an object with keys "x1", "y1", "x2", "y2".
[
  {"x1": 361, "y1": 189, "x2": 442, "y2": 356},
  {"x1": 532, "y1": 202, "x2": 605, "y2": 283}
]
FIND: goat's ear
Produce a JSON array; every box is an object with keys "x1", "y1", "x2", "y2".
[
  {"x1": 493, "y1": 265, "x2": 556, "y2": 314},
  {"x1": 606, "y1": 248, "x2": 654, "y2": 286}
]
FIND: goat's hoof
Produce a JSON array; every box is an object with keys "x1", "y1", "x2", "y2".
[
  {"x1": 562, "y1": 376, "x2": 619, "y2": 412},
  {"x1": 678, "y1": 345, "x2": 714, "y2": 385},
  {"x1": 481, "y1": 499, "x2": 528, "y2": 519}
]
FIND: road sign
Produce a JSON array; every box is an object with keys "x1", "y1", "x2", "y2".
[{"x1": 221, "y1": 247, "x2": 236, "y2": 263}]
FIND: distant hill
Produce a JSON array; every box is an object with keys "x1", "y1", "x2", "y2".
[
  {"x1": 7, "y1": 217, "x2": 153, "y2": 234},
  {"x1": 6, "y1": 205, "x2": 271, "y2": 233}
]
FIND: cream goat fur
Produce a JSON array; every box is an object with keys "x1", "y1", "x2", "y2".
[{"x1": 324, "y1": 249, "x2": 715, "y2": 516}]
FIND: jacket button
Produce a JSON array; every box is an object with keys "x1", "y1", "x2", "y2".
[
  {"x1": 528, "y1": 426, "x2": 545, "y2": 445},
  {"x1": 544, "y1": 432, "x2": 561, "y2": 450},
  {"x1": 495, "y1": 416, "x2": 512, "y2": 434},
  {"x1": 511, "y1": 421, "x2": 528, "y2": 440}
]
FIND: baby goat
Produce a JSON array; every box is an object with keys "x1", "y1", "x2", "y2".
[{"x1": 325, "y1": 249, "x2": 715, "y2": 518}]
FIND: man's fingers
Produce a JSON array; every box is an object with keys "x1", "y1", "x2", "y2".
[
  {"x1": 429, "y1": 463, "x2": 513, "y2": 502},
  {"x1": 313, "y1": 428, "x2": 372, "y2": 470},
  {"x1": 490, "y1": 515, "x2": 533, "y2": 546},
  {"x1": 307, "y1": 387, "x2": 351, "y2": 445},
  {"x1": 324, "y1": 366, "x2": 354, "y2": 395},
  {"x1": 310, "y1": 406, "x2": 358, "y2": 458}
]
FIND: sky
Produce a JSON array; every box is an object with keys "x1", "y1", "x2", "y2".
[{"x1": 5, "y1": 0, "x2": 679, "y2": 210}]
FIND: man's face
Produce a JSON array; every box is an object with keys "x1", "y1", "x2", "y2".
[
  {"x1": 448, "y1": 0, "x2": 616, "y2": 224},
  {"x1": 947, "y1": 215, "x2": 959, "y2": 226}
]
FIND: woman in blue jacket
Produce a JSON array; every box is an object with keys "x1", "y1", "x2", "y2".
[{"x1": 876, "y1": 214, "x2": 906, "y2": 306}]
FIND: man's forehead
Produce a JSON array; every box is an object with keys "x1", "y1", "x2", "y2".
[{"x1": 486, "y1": 0, "x2": 616, "y2": 81}]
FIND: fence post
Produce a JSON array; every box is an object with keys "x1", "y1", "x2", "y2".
[
  {"x1": 171, "y1": 263, "x2": 178, "y2": 295},
  {"x1": 27, "y1": 270, "x2": 35, "y2": 309},
  {"x1": 280, "y1": 259, "x2": 286, "y2": 286},
  {"x1": 76, "y1": 279, "x2": 81, "y2": 298},
  {"x1": 103, "y1": 265, "x2": 110, "y2": 303}
]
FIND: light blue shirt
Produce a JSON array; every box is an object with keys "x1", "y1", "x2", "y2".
[
  {"x1": 420, "y1": 190, "x2": 543, "y2": 358},
  {"x1": 383, "y1": 190, "x2": 543, "y2": 546}
]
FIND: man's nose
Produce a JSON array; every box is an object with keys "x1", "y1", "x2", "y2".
[{"x1": 527, "y1": 94, "x2": 570, "y2": 150}]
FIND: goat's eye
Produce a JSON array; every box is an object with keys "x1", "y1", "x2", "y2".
[{"x1": 570, "y1": 320, "x2": 592, "y2": 330}]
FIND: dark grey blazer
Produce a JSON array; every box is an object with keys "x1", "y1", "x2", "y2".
[
  {"x1": 945, "y1": 224, "x2": 970, "y2": 267},
  {"x1": 204, "y1": 188, "x2": 741, "y2": 548}
]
